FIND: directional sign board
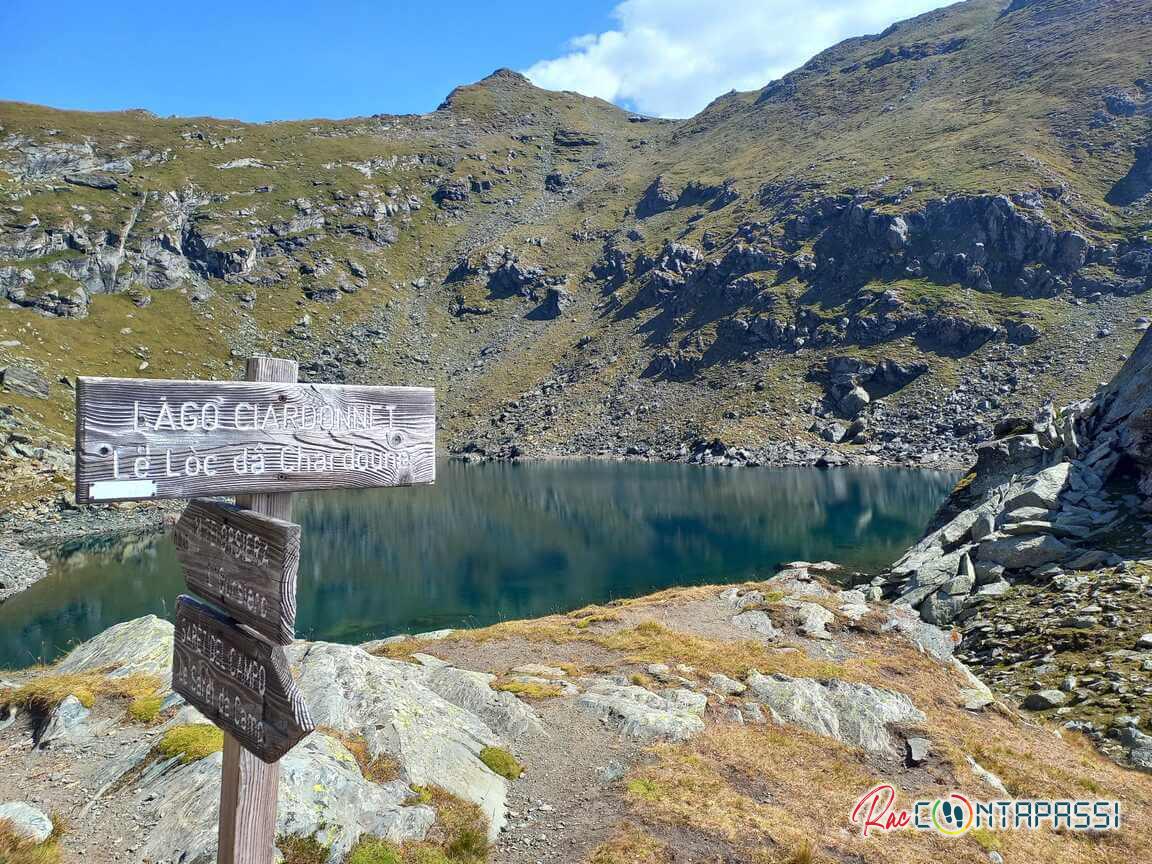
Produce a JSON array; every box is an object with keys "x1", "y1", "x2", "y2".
[
  {"x1": 174, "y1": 500, "x2": 301, "y2": 645},
  {"x1": 74, "y1": 377, "x2": 435, "y2": 503},
  {"x1": 172, "y1": 594, "x2": 313, "y2": 763}
]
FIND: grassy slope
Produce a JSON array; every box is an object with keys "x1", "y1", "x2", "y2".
[{"x1": 1, "y1": 0, "x2": 1150, "y2": 491}]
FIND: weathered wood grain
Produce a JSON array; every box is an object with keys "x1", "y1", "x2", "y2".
[
  {"x1": 174, "y1": 499, "x2": 301, "y2": 645},
  {"x1": 172, "y1": 594, "x2": 312, "y2": 763},
  {"x1": 218, "y1": 734, "x2": 279, "y2": 864},
  {"x1": 74, "y1": 376, "x2": 435, "y2": 502},
  {"x1": 218, "y1": 355, "x2": 297, "y2": 864}
]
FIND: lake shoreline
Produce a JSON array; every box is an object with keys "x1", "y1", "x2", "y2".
[
  {"x1": 1, "y1": 449, "x2": 969, "y2": 546},
  {"x1": 0, "y1": 462, "x2": 958, "y2": 665}
]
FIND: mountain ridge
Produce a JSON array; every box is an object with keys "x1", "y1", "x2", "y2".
[{"x1": 1, "y1": 0, "x2": 1151, "y2": 516}]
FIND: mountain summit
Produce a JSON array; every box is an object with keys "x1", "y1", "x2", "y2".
[{"x1": 1, "y1": 0, "x2": 1151, "y2": 503}]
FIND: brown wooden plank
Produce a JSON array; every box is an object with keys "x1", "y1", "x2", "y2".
[
  {"x1": 74, "y1": 376, "x2": 435, "y2": 502},
  {"x1": 218, "y1": 734, "x2": 278, "y2": 864},
  {"x1": 175, "y1": 499, "x2": 301, "y2": 645},
  {"x1": 172, "y1": 594, "x2": 313, "y2": 763},
  {"x1": 218, "y1": 355, "x2": 298, "y2": 864}
]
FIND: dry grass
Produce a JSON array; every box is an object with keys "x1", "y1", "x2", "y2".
[
  {"x1": 278, "y1": 835, "x2": 330, "y2": 864},
  {"x1": 2, "y1": 672, "x2": 162, "y2": 715},
  {"x1": 490, "y1": 679, "x2": 564, "y2": 699},
  {"x1": 617, "y1": 646, "x2": 1152, "y2": 864},
  {"x1": 0, "y1": 817, "x2": 64, "y2": 864},
  {"x1": 444, "y1": 606, "x2": 871, "y2": 684},
  {"x1": 585, "y1": 823, "x2": 669, "y2": 864},
  {"x1": 360, "y1": 785, "x2": 489, "y2": 864},
  {"x1": 318, "y1": 727, "x2": 403, "y2": 784}
]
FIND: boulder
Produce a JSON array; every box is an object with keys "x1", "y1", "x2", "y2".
[
  {"x1": 636, "y1": 176, "x2": 678, "y2": 218},
  {"x1": 0, "y1": 366, "x2": 49, "y2": 399},
  {"x1": 745, "y1": 672, "x2": 925, "y2": 757},
  {"x1": 288, "y1": 642, "x2": 509, "y2": 838},
  {"x1": 0, "y1": 802, "x2": 53, "y2": 844},
  {"x1": 578, "y1": 681, "x2": 705, "y2": 741},
  {"x1": 1004, "y1": 462, "x2": 1071, "y2": 511},
  {"x1": 976, "y1": 534, "x2": 1070, "y2": 569},
  {"x1": 839, "y1": 385, "x2": 871, "y2": 417},
  {"x1": 138, "y1": 733, "x2": 434, "y2": 864},
  {"x1": 417, "y1": 662, "x2": 547, "y2": 740},
  {"x1": 37, "y1": 695, "x2": 90, "y2": 748},
  {"x1": 708, "y1": 674, "x2": 746, "y2": 696},
  {"x1": 731, "y1": 610, "x2": 777, "y2": 638},
  {"x1": 56, "y1": 614, "x2": 174, "y2": 679},
  {"x1": 906, "y1": 737, "x2": 931, "y2": 766},
  {"x1": 1023, "y1": 689, "x2": 1067, "y2": 710},
  {"x1": 791, "y1": 602, "x2": 834, "y2": 640}
]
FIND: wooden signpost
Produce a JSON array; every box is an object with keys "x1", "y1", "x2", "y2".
[
  {"x1": 174, "y1": 500, "x2": 301, "y2": 645},
  {"x1": 172, "y1": 594, "x2": 313, "y2": 762},
  {"x1": 74, "y1": 357, "x2": 435, "y2": 864},
  {"x1": 74, "y1": 377, "x2": 435, "y2": 502}
]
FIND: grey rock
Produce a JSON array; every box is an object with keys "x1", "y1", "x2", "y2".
[
  {"x1": 976, "y1": 533, "x2": 1070, "y2": 569},
  {"x1": 708, "y1": 673, "x2": 746, "y2": 695},
  {"x1": 1136, "y1": 633, "x2": 1152, "y2": 650},
  {"x1": 792, "y1": 602, "x2": 834, "y2": 640},
  {"x1": 1004, "y1": 462, "x2": 1071, "y2": 511},
  {"x1": 57, "y1": 614, "x2": 174, "y2": 680},
  {"x1": 1023, "y1": 689, "x2": 1067, "y2": 710},
  {"x1": 920, "y1": 591, "x2": 966, "y2": 626},
  {"x1": 941, "y1": 509, "x2": 981, "y2": 546},
  {"x1": 418, "y1": 663, "x2": 547, "y2": 740},
  {"x1": 745, "y1": 672, "x2": 926, "y2": 757},
  {"x1": 1131, "y1": 748, "x2": 1152, "y2": 772},
  {"x1": 880, "y1": 605, "x2": 956, "y2": 661},
  {"x1": 944, "y1": 554, "x2": 976, "y2": 595},
  {"x1": 906, "y1": 737, "x2": 931, "y2": 766},
  {"x1": 138, "y1": 733, "x2": 433, "y2": 864},
  {"x1": 289, "y1": 642, "x2": 508, "y2": 838},
  {"x1": 732, "y1": 609, "x2": 777, "y2": 638},
  {"x1": 971, "y1": 512, "x2": 997, "y2": 541},
  {"x1": 0, "y1": 802, "x2": 53, "y2": 844},
  {"x1": 578, "y1": 682, "x2": 705, "y2": 741},
  {"x1": 976, "y1": 579, "x2": 1011, "y2": 596},
  {"x1": 0, "y1": 366, "x2": 49, "y2": 399},
  {"x1": 839, "y1": 385, "x2": 871, "y2": 417},
  {"x1": 37, "y1": 694, "x2": 90, "y2": 747}
]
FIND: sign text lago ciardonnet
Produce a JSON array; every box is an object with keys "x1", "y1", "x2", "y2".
[{"x1": 74, "y1": 377, "x2": 435, "y2": 502}]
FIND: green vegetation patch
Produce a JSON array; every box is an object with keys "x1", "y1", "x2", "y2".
[
  {"x1": 352, "y1": 785, "x2": 488, "y2": 864},
  {"x1": 278, "y1": 834, "x2": 330, "y2": 864},
  {"x1": 478, "y1": 746, "x2": 522, "y2": 780},
  {"x1": 154, "y1": 724, "x2": 224, "y2": 764}
]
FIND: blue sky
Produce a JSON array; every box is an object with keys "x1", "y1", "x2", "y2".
[{"x1": 1, "y1": 0, "x2": 945, "y2": 122}]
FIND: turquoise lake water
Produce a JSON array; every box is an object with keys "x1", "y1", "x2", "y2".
[{"x1": 0, "y1": 460, "x2": 958, "y2": 668}]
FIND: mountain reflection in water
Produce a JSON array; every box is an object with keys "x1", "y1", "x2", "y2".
[{"x1": 0, "y1": 460, "x2": 958, "y2": 668}]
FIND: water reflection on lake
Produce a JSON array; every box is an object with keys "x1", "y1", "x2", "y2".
[{"x1": 0, "y1": 460, "x2": 958, "y2": 668}]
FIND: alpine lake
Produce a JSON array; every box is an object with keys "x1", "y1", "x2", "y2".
[{"x1": 0, "y1": 460, "x2": 959, "y2": 668}]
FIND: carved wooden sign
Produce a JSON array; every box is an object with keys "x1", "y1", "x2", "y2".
[
  {"x1": 74, "y1": 377, "x2": 435, "y2": 503},
  {"x1": 172, "y1": 594, "x2": 313, "y2": 763},
  {"x1": 174, "y1": 500, "x2": 301, "y2": 645}
]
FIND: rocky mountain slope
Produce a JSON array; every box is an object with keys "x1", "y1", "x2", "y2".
[
  {"x1": 2, "y1": 0, "x2": 1152, "y2": 512},
  {"x1": 2, "y1": 564, "x2": 1150, "y2": 864},
  {"x1": 868, "y1": 321, "x2": 1152, "y2": 770}
]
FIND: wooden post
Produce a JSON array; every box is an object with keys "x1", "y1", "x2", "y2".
[{"x1": 218, "y1": 357, "x2": 298, "y2": 864}]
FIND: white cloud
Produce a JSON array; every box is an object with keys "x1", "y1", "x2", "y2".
[{"x1": 524, "y1": 0, "x2": 947, "y2": 118}]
